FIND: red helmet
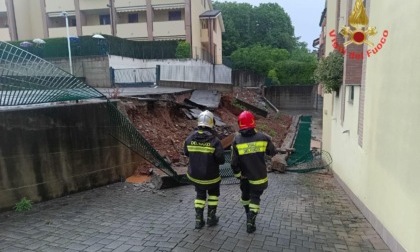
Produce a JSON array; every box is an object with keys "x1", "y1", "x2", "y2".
[{"x1": 238, "y1": 111, "x2": 256, "y2": 130}]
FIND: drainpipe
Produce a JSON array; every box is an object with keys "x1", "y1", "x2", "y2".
[
  {"x1": 184, "y1": 0, "x2": 192, "y2": 55},
  {"x1": 5, "y1": 0, "x2": 18, "y2": 40},
  {"x1": 39, "y1": 0, "x2": 49, "y2": 38},
  {"x1": 146, "y1": 0, "x2": 153, "y2": 40},
  {"x1": 209, "y1": 18, "x2": 215, "y2": 83},
  {"x1": 74, "y1": 0, "x2": 82, "y2": 37},
  {"x1": 108, "y1": 0, "x2": 116, "y2": 36}
]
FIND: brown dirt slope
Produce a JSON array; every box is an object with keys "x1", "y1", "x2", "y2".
[{"x1": 122, "y1": 88, "x2": 292, "y2": 175}]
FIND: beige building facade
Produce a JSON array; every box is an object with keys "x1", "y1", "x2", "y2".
[
  {"x1": 0, "y1": 0, "x2": 224, "y2": 64},
  {"x1": 320, "y1": 0, "x2": 420, "y2": 251}
]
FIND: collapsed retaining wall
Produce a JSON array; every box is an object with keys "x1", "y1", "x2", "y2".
[
  {"x1": 158, "y1": 80, "x2": 233, "y2": 93},
  {"x1": 0, "y1": 101, "x2": 142, "y2": 211}
]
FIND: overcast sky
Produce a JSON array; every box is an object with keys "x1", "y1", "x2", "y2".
[{"x1": 220, "y1": 0, "x2": 325, "y2": 49}]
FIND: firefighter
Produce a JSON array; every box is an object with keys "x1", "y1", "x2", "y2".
[
  {"x1": 231, "y1": 110, "x2": 277, "y2": 233},
  {"x1": 184, "y1": 110, "x2": 225, "y2": 229}
]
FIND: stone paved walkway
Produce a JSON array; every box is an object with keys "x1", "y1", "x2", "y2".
[{"x1": 0, "y1": 171, "x2": 390, "y2": 252}]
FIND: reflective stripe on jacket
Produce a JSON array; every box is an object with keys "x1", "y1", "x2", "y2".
[
  {"x1": 231, "y1": 129, "x2": 276, "y2": 188},
  {"x1": 184, "y1": 128, "x2": 225, "y2": 186}
]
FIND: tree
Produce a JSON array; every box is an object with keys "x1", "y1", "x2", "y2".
[
  {"x1": 214, "y1": 1, "x2": 317, "y2": 85},
  {"x1": 275, "y1": 60, "x2": 317, "y2": 85},
  {"x1": 213, "y1": 1, "x2": 296, "y2": 55},
  {"x1": 175, "y1": 41, "x2": 191, "y2": 59},
  {"x1": 231, "y1": 45, "x2": 316, "y2": 85},
  {"x1": 314, "y1": 51, "x2": 344, "y2": 93},
  {"x1": 231, "y1": 45, "x2": 289, "y2": 75}
]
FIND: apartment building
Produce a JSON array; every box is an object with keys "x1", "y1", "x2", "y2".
[
  {"x1": 320, "y1": 0, "x2": 419, "y2": 251},
  {"x1": 0, "y1": 0, "x2": 224, "y2": 64}
]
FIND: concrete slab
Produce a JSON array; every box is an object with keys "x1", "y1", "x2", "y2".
[{"x1": 188, "y1": 90, "x2": 221, "y2": 109}]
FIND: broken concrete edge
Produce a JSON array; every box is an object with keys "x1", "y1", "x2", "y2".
[
  {"x1": 277, "y1": 115, "x2": 301, "y2": 167},
  {"x1": 261, "y1": 96, "x2": 279, "y2": 113},
  {"x1": 234, "y1": 97, "x2": 268, "y2": 117},
  {"x1": 270, "y1": 153, "x2": 288, "y2": 173},
  {"x1": 150, "y1": 168, "x2": 190, "y2": 189}
]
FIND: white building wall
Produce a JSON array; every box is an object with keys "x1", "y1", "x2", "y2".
[
  {"x1": 325, "y1": 0, "x2": 420, "y2": 251},
  {"x1": 321, "y1": 0, "x2": 339, "y2": 153}
]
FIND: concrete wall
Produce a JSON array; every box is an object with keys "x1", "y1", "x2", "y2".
[
  {"x1": 232, "y1": 70, "x2": 265, "y2": 87},
  {"x1": 264, "y1": 85, "x2": 317, "y2": 109},
  {"x1": 109, "y1": 56, "x2": 213, "y2": 69},
  {"x1": 0, "y1": 101, "x2": 143, "y2": 212},
  {"x1": 49, "y1": 56, "x2": 112, "y2": 88},
  {"x1": 323, "y1": 0, "x2": 420, "y2": 251},
  {"x1": 159, "y1": 80, "x2": 233, "y2": 93}
]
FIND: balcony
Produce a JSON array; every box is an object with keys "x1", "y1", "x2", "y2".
[
  {"x1": 82, "y1": 25, "x2": 112, "y2": 36},
  {"x1": 49, "y1": 27, "x2": 77, "y2": 38},
  {"x1": 152, "y1": 0, "x2": 184, "y2": 6},
  {"x1": 45, "y1": 0, "x2": 75, "y2": 13},
  {"x1": 115, "y1": 0, "x2": 146, "y2": 8},
  {"x1": 79, "y1": 0, "x2": 108, "y2": 11},
  {"x1": 0, "y1": 28, "x2": 10, "y2": 41},
  {"x1": 201, "y1": 29, "x2": 209, "y2": 44},
  {"x1": 117, "y1": 23, "x2": 148, "y2": 39},
  {"x1": 153, "y1": 20, "x2": 185, "y2": 38},
  {"x1": 200, "y1": 29, "x2": 220, "y2": 45}
]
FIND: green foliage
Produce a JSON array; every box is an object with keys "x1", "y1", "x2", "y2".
[
  {"x1": 275, "y1": 60, "x2": 317, "y2": 85},
  {"x1": 314, "y1": 51, "x2": 344, "y2": 93},
  {"x1": 175, "y1": 41, "x2": 191, "y2": 59},
  {"x1": 214, "y1": 1, "x2": 317, "y2": 85},
  {"x1": 267, "y1": 69, "x2": 280, "y2": 85},
  {"x1": 14, "y1": 197, "x2": 32, "y2": 212},
  {"x1": 213, "y1": 1, "x2": 296, "y2": 55},
  {"x1": 231, "y1": 45, "x2": 317, "y2": 85},
  {"x1": 231, "y1": 45, "x2": 289, "y2": 75}
]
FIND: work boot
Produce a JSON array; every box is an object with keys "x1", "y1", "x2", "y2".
[
  {"x1": 195, "y1": 208, "x2": 205, "y2": 229},
  {"x1": 244, "y1": 205, "x2": 250, "y2": 214},
  {"x1": 207, "y1": 206, "x2": 219, "y2": 227},
  {"x1": 246, "y1": 211, "x2": 257, "y2": 233}
]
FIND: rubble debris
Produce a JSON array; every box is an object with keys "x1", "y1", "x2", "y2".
[{"x1": 122, "y1": 87, "x2": 292, "y2": 183}]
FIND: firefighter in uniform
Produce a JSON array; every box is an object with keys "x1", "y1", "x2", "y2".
[
  {"x1": 231, "y1": 110, "x2": 277, "y2": 233},
  {"x1": 184, "y1": 110, "x2": 225, "y2": 229}
]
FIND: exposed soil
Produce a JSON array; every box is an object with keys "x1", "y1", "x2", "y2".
[{"x1": 123, "y1": 87, "x2": 292, "y2": 175}]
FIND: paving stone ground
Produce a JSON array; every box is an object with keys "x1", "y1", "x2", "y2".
[{"x1": 0, "y1": 171, "x2": 390, "y2": 252}]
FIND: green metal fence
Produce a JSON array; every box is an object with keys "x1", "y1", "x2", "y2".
[
  {"x1": 286, "y1": 115, "x2": 332, "y2": 172},
  {"x1": 0, "y1": 41, "x2": 238, "y2": 185},
  {"x1": 9, "y1": 36, "x2": 179, "y2": 60},
  {"x1": 0, "y1": 41, "x2": 104, "y2": 105}
]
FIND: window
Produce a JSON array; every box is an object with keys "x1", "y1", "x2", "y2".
[
  {"x1": 349, "y1": 86, "x2": 354, "y2": 103},
  {"x1": 213, "y1": 20, "x2": 217, "y2": 32},
  {"x1": 128, "y1": 13, "x2": 139, "y2": 23},
  {"x1": 201, "y1": 20, "x2": 208, "y2": 29},
  {"x1": 168, "y1": 11, "x2": 181, "y2": 21},
  {"x1": 99, "y1": 14, "x2": 110, "y2": 25},
  {"x1": 69, "y1": 18, "x2": 77, "y2": 27}
]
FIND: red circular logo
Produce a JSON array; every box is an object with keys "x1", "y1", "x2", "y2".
[{"x1": 353, "y1": 31, "x2": 365, "y2": 43}]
